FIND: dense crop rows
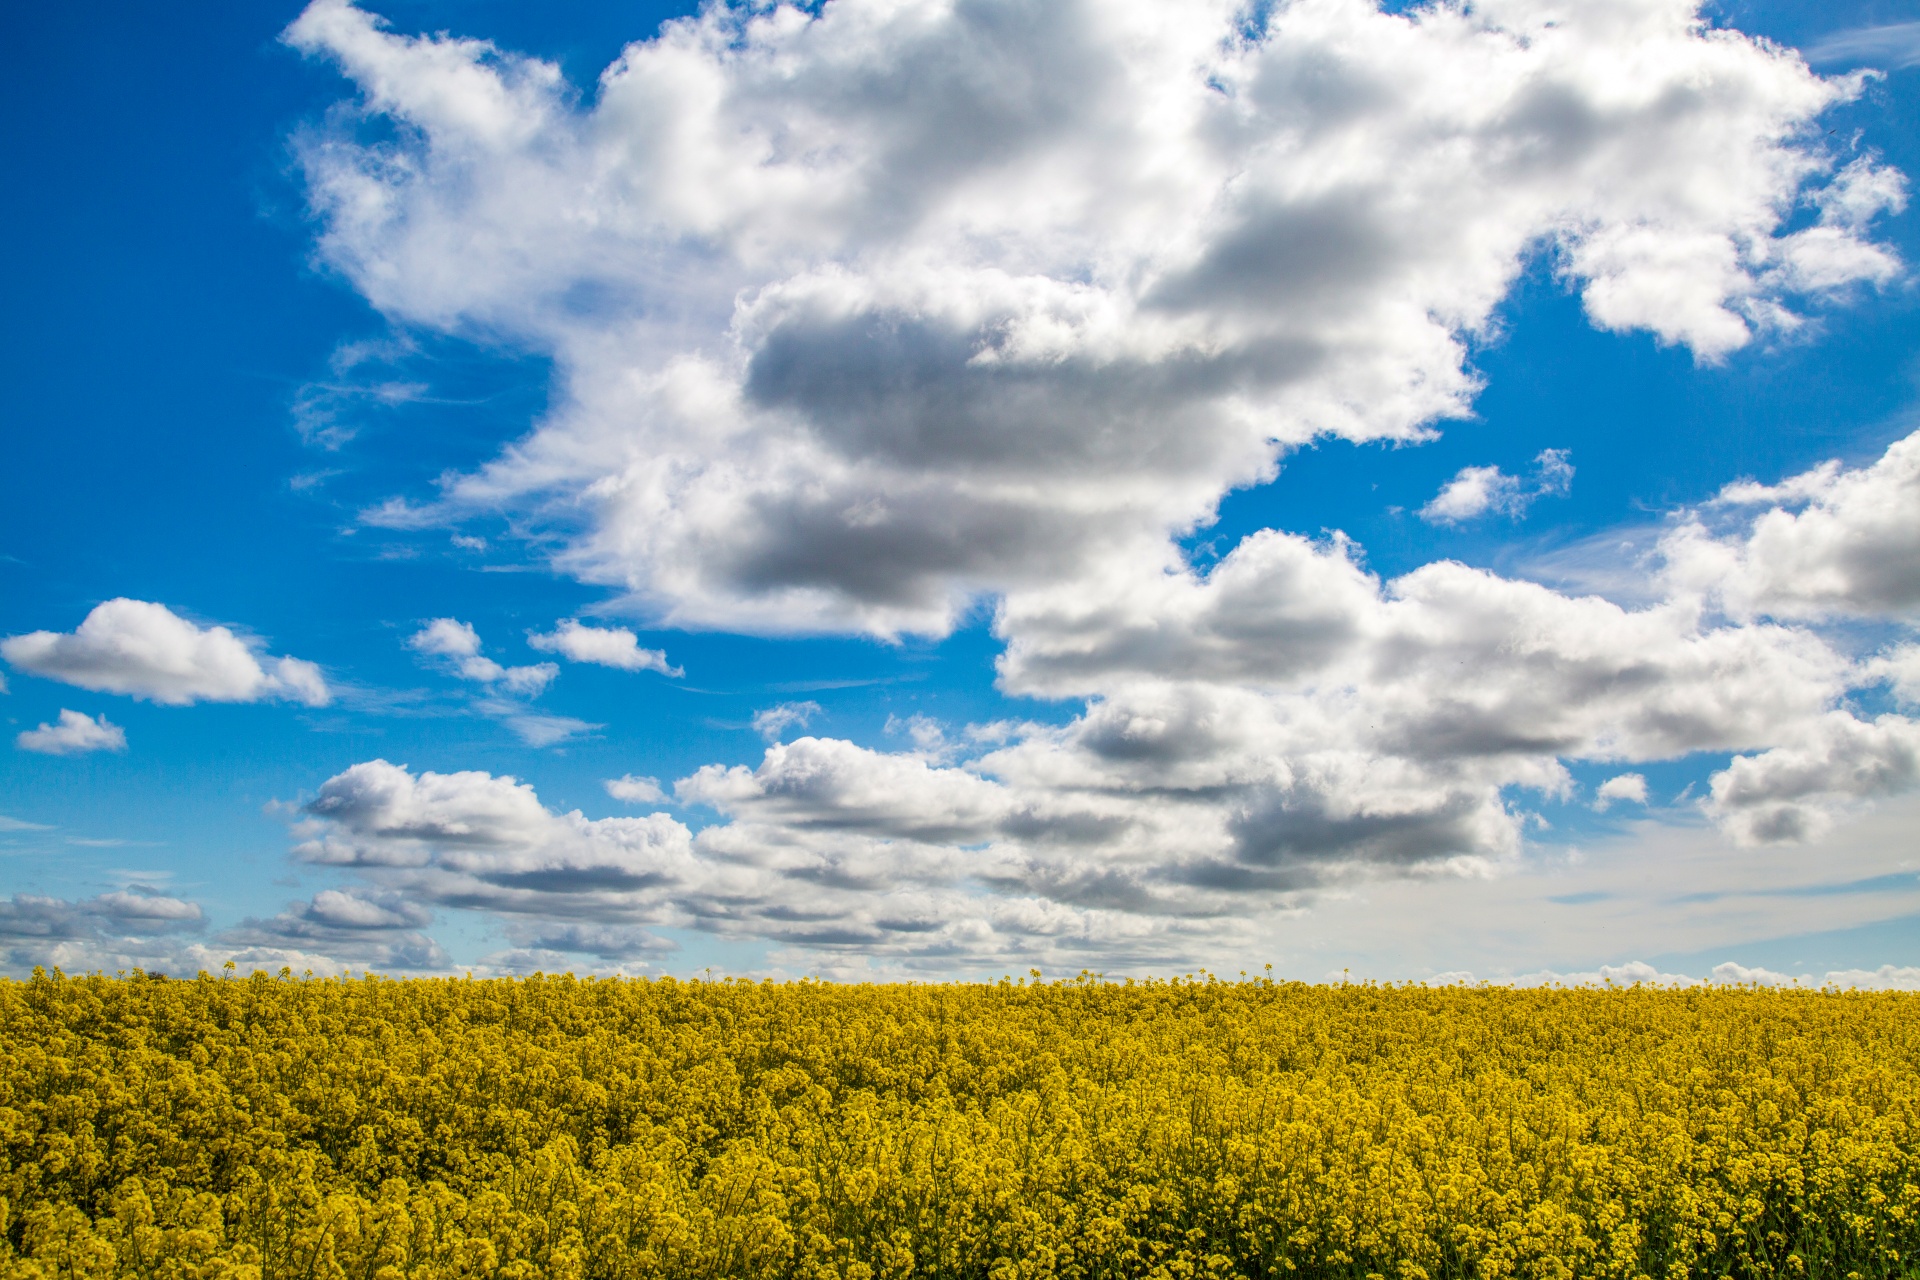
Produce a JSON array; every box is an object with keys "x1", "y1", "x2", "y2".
[{"x1": 0, "y1": 969, "x2": 1914, "y2": 1279}]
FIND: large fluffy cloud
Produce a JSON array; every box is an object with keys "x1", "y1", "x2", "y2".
[
  {"x1": 276, "y1": 748, "x2": 1920, "y2": 979},
  {"x1": 286, "y1": 424, "x2": 1920, "y2": 970},
  {"x1": 295, "y1": 760, "x2": 706, "y2": 919},
  {"x1": 263, "y1": 0, "x2": 1920, "y2": 973},
  {"x1": 2, "y1": 600, "x2": 330, "y2": 706},
  {"x1": 0, "y1": 888, "x2": 204, "y2": 974},
  {"x1": 1706, "y1": 713, "x2": 1920, "y2": 845},
  {"x1": 982, "y1": 434, "x2": 1920, "y2": 862},
  {"x1": 286, "y1": 756, "x2": 1206, "y2": 970},
  {"x1": 0, "y1": 884, "x2": 458, "y2": 978},
  {"x1": 288, "y1": 0, "x2": 1899, "y2": 634},
  {"x1": 219, "y1": 887, "x2": 450, "y2": 972},
  {"x1": 1663, "y1": 430, "x2": 1920, "y2": 622}
]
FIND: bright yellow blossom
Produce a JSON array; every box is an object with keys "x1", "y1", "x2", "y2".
[{"x1": 0, "y1": 969, "x2": 1913, "y2": 1279}]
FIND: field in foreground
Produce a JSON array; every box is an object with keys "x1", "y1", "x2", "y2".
[{"x1": 0, "y1": 973, "x2": 1915, "y2": 1280}]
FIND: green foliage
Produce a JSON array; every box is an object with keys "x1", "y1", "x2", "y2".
[{"x1": 0, "y1": 968, "x2": 1915, "y2": 1279}]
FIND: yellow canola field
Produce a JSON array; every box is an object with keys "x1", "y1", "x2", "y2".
[{"x1": 0, "y1": 970, "x2": 1915, "y2": 1280}]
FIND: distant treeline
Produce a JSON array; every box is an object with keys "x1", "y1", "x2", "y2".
[{"x1": 0, "y1": 969, "x2": 1915, "y2": 1279}]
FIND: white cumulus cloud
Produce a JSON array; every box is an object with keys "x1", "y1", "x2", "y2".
[
  {"x1": 1809, "y1": 964, "x2": 1920, "y2": 991},
  {"x1": 1664, "y1": 431, "x2": 1920, "y2": 622},
  {"x1": 1420, "y1": 449, "x2": 1574, "y2": 524},
  {"x1": 277, "y1": 426, "x2": 1920, "y2": 972},
  {"x1": 1473, "y1": 962, "x2": 1920, "y2": 991},
  {"x1": 294, "y1": 759, "x2": 705, "y2": 922},
  {"x1": 408, "y1": 617, "x2": 484, "y2": 659},
  {"x1": 286, "y1": 0, "x2": 1897, "y2": 636},
  {"x1": 0, "y1": 888, "x2": 206, "y2": 976},
  {"x1": 1421, "y1": 466, "x2": 1525, "y2": 525},
  {"x1": 239, "y1": 0, "x2": 1920, "y2": 975},
  {"x1": 1867, "y1": 643, "x2": 1920, "y2": 707},
  {"x1": 2, "y1": 599, "x2": 329, "y2": 706},
  {"x1": 1705, "y1": 712, "x2": 1920, "y2": 845},
  {"x1": 220, "y1": 887, "x2": 448, "y2": 972},
  {"x1": 279, "y1": 744, "x2": 1920, "y2": 978},
  {"x1": 408, "y1": 617, "x2": 557, "y2": 695},
  {"x1": 16, "y1": 710, "x2": 127, "y2": 757},
  {"x1": 1594, "y1": 773, "x2": 1649, "y2": 810},
  {"x1": 528, "y1": 620, "x2": 680, "y2": 675},
  {"x1": 604, "y1": 774, "x2": 667, "y2": 805},
  {"x1": 0, "y1": 882, "x2": 465, "y2": 977},
  {"x1": 289, "y1": 757, "x2": 1199, "y2": 973}
]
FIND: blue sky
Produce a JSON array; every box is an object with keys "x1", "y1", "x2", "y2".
[{"x1": 2, "y1": 0, "x2": 1919, "y2": 983}]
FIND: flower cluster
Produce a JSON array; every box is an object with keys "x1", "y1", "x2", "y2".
[{"x1": 0, "y1": 969, "x2": 1914, "y2": 1278}]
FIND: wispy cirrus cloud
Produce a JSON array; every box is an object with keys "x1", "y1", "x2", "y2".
[
  {"x1": 751, "y1": 702, "x2": 821, "y2": 743},
  {"x1": 1806, "y1": 22, "x2": 1920, "y2": 70}
]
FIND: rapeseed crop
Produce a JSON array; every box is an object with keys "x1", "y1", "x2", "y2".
[{"x1": 0, "y1": 968, "x2": 1913, "y2": 1280}]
